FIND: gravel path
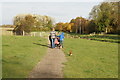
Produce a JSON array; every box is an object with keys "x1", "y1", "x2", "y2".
[{"x1": 29, "y1": 47, "x2": 67, "y2": 78}]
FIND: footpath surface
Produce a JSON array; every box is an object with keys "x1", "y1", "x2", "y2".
[{"x1": 29, "y1": 47, "x2": 67, "y2": 78}]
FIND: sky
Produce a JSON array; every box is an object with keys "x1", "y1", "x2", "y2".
[{"x1": 0, "y1": 0, "x2": 105, "y2": 25}]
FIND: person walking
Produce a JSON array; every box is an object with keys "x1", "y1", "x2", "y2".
[
  {"x1": 49, "y1": 35, "x2": 52, "y2": 48},
  {"x1": 57, "y1": 32, "x2": 64, "y2": 48},
  {"x1": 50, "y1": 28, "x2": 56, "y2": 48}
]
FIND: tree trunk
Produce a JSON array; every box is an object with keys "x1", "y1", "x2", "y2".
[
  {"x1": 75, "y1": 25, "x2": 78, "y2": 33},
  {"x1": 79, "y1": 19, "x2": 81, "y2": 34}
]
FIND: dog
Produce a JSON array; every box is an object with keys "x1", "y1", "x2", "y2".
[{"x1": 69, "y1": 50, "x2": 72, "y2": 56}]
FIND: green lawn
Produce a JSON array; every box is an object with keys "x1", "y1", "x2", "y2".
[
  {"x1": 63, "y1": 38, "x2": 118, "y2": 78},
  {"x1": 65, "y1": 33, "x2": 120, "y2": 43},
  {"x1": 2, "y1": 34, "x2": 118, "y2": 78},
  {"x1": 2, "y1": 35, "x2": 47, "y2": 78}
]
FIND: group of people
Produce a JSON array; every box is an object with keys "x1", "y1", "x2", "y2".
[{"x1": 49, "y1": 28, "x2": 64, "y2": 49}]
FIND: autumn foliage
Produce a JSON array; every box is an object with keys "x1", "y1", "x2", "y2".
[
  {"x1": 55, "y1": 2, "x2": 119, "y2": 34},
  {"x1": 55, "y1": 17, "x2": 96, "y2": 34}
]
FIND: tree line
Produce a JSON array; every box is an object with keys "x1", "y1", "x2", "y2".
[
  {"x1": 89, "y1": 1, "x2": 119, "y2": 34},
  {"x1": 55, "y1": 17, "x2": 96, "y2": 34},
  {"x1": 55, "y1": 1, "x2": 119, "y2": 34},
  {"x1": 13, "y1": 14, "x2": 54, "y2": 35},
  {"x1": 1, "y1": 1, "x2": 119, "y2": 35}
]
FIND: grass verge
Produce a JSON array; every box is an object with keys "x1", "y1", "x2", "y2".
[
  {"x1": 63, "y1": 38, "x2": 118, "y2": 78},
  {"x1": 2, "y1": 35, "x2": 47, "y2": 78}
]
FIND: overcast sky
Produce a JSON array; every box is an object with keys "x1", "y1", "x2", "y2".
[{"x1": 0, "y1": 0, "x2": 105, "y2": 25}]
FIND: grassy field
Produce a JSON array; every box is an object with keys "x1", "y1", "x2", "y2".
[
  {"x1": 2, "y1": 34, "x2": 119, "y2": 78},
  {"x1": 65, "y1": 33, "x2": 120, "y2": 43},
  {"x1": 63, "y1": 38, "x2": 118, "y2": 78},
  {"x1": 2, "y1": 35, "x2": 47, "y2": 78}
]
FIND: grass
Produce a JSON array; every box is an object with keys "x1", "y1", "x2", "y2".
[
  {"x1": 2, "y1": 34, "x2": 119, "y2": 78},
  {"x1": 79, "y1": 34, "x2": 120, "y2": 43},
  {"x1": 65, "y1": 33, "x2": 120, "y2": 43},
  {"x1": 2, "y1": 35, "x2": 47, "y2": 78},
  {"x1": 63, "y1": 38, "x2": 118, "y2": 78}
]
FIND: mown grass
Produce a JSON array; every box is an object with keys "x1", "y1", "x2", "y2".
[
  {"x1": 65, "y1": 33, "x2": 120, "y2": 43},
  {"x1": 63, "y1": 38, "x2": 118, "y2": 78},
  {"x1": 2, "y1": 35, "x2": 47, "y2": 78}
]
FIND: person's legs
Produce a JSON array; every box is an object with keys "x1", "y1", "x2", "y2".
[
  {"x1": 49, "y1": 39, "x2": 51, "y2": 48},
  {"x1": 51, "y1": 39, "x2": 54, "y2": 48},
  {"x1": 53, "y1": 38, "x2": 55, "y2": 48},
  {"x1": 49, "y1": 36, "x2": 52, "y2": 48},
  {"x1": 62, "y1": 40, "x2": 63, "y2": 48},
  {"x1": 51, "y1": 38, "x2": 55, "y2": 48},
  {"x1": 60, "y1": 40, "x2": 63, "y2": 48}
]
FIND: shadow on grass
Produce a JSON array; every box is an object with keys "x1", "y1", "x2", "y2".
[
  {"x1": 91, "y1": 38, "x2": 120, "y2": 43},
  {"x1": 89, "y1": 35, "x2": 120, "y2": 40},
  {"x1": 66, "y1": 33, "x2": 120, "y2": 43},
  {"x1": 2, "y1": 44, "x2": 10, "y2": 47},
  {"x1": 2, "y1": 59, "x2": 21, "y2": 64},
  {"x1": 33, "y1": 43, "x2": 49, "y2": 48}
]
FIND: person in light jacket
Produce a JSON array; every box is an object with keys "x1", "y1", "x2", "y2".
[{"x1": 50, "y1": 28, "x2": 56, "y2": 48}]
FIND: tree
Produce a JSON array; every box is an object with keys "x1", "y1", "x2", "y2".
[
  {"x1": 70, "y1": 17, "x2": 88, "y2": 34},
  {"x1": 55, "y1": 23, "x2": 64, "y2": 31},
  {"x1": 86, "y1": 20, "x2": 96, "y2": 33},
  {"x1": 89, "y1": 2, "x2": 119, "y2": 33},
  {"x1": 13, "y1": 14, "x2": 54, "y2": 35},
  {"x1": 14, "y1": 15, "x2": 36, "y2": 35},
  {"x1": 63, "y1": 23, "x2": 69, "y2": 32}
]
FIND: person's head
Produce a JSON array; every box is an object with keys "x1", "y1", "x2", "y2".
[
  {"x1": 56, "y1": 32, "x2": 59, "y2": 35},
  {"x1": 51, "y1": 27, "x2": 55, "y2": 31}
]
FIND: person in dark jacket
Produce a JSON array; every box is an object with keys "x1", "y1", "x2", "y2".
[{"x1": 49, "y1": 35, "x2": 52, "y2": 48}]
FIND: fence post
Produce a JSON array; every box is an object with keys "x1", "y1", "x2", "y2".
[
  {"x1": 23, "y1": 30, "x2": 25, "y2": 36},
  {"x1": 34, "y1": 32, "x2": 35, "y2": 37}
]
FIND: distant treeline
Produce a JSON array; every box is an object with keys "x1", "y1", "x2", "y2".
[
  {"x1": 1, "y1": 1, "x2": 119, "y2": 35},
  {"x1": 0, "y1": 25, "x2": 15, "y2": 28},
  {"x1": 55, "y1": 1, "x2": 119, "y2": 34}
]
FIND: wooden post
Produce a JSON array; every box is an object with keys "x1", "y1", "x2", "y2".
[
  {"x1": 40, "y1": 32, "x2": 41, "y2": 37},
  {"x1": 34, "y1": 32, "x2": 35, "y2": 37},
  {"x1": 105, "y1": 28, "x2": 108, "y2": 33},
  {"x1": 23, "y1": 30, "x2": 25, "y2": 36}
]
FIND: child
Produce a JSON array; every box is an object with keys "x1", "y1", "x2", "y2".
[
  {"x1": 54, "y1": 37, "x2": 59, "y2": 47},
  {"x1": 57, "y1": 32, "x2": 64, "y2": 48}
]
